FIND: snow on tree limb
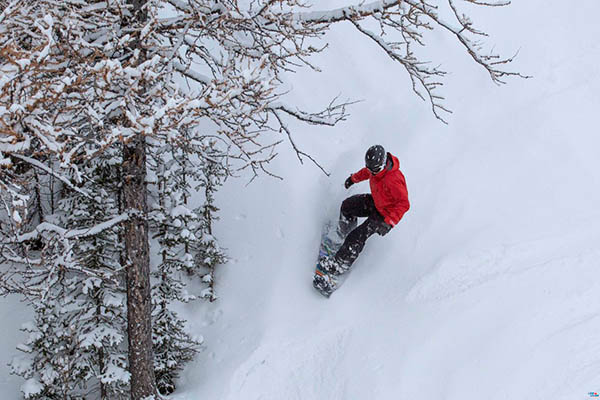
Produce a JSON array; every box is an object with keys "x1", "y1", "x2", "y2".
[
  {"x1": 172, "y1": 61, "x2": 211, "y2": 86},
  {"x1": 11, "y1": 155, "x2": 92, "y2": 199},
  {"x1": 295, "y1": 0, "x2": 403, "y2": 23},
  {"x1": 268, "y1": 99, "x2": 353, "y2": 127},
  {"x1": 15, "y1": 213, "x2": 129, "y2": 243}
]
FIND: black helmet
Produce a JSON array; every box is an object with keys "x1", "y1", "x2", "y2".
[{"x1": 365, "y1": 145, "x2": 386, "y2": 174}]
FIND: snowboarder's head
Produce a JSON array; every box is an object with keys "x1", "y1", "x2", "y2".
[{"x1": 365, "y1": 145, "x2": 386, "y2": 174}]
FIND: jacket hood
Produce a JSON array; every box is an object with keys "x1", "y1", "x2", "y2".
[{"x1": 387, "y1": 153, "x2": 399, "y2": 172}]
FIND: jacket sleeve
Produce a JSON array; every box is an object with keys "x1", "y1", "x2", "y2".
[{"x1": 351, "y1": 168, "x2": 370, "y2": 183}]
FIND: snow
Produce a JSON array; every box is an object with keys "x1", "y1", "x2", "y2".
[
  {"x1": 0, "y1": 156, "x2": 11, "y2": 167},
  {"x1": 10, "y1": 154, "x2": 91, "y2": 198},
  {"x1": 0, "y1": 133, "x2": 31, "y2": 153},
  {"x1": 80, "y1": 326, "x2": 124, "y2": 349},
  {"x1": 21, "y1": 378, "x2": 43, "y2": 398},
  {"x1": 12, "y1": 210, "x2": 21, "y2": 224},
  {"x1": 16, "y1": 213, "x2": 128, "y2": 242},
  {"x1": 35, "y1": 14, "x2": 55, "y2": 62},
  {"x1": 173, "y1": 61, "x2": 212, "y2": 85},
  {"x1": 99, "y1": 362, "x2": 131, "y2": 384},
  {"x1": 169, "y1": 1, "x2": 600, "y2": 399},
  {"x1": 296, "y1": 0, "x2": 393, "y2": 23},
  {"x1": 0, "y1": 296, "x2": 31, "y2": 398},
  {"x1": 103, "y1": 292, "x2": 125, "y2": 308},
  {"x1": 15, "y1": 344, "x2": 32, "y2": 354},
  {"x1": 2, "y1": 1, "x2": 600, "y2": 399},
  {"x1": 171, "y1": 205, "x2": 193, "y2": 218}
]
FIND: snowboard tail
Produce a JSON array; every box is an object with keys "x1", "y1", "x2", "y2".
[{"x1": 313, "y1": 268, "x2": 335, "y2": 298}]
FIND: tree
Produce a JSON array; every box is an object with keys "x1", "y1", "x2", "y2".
[
  {"x1": 7, "y1": 148, "x2": 130, "y2": 400},
  {"x1": 192, "y1": 139, "x2": 228, "y2": 302},
  {"x1": 148, "y1": 133, "x2": 207, "y2": 395},
  {"x1": 0, "y1": 0, "x2": 523, "y2": 399}
]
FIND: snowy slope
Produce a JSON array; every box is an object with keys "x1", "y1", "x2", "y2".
[
  {"x1": 171, "y1": 2, "x2": 600, "y2": 400},
  {"x1": 3, "y1": 1, "x2": 600, "y2": 399},
  {"x1": 0, "y1": 297, "x2": 30, "y2": 399}
]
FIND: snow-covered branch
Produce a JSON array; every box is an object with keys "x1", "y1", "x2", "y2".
[
  {"x1": 11, "y1": 155, "x2": 92, "y2": 199},
  {"x1": 268, "y1": 98, "x2": 352, "y2": 127},
  {"x1": 295, "y1": 0, "x2": 401, "y2": 23},
  {"x1": 15, "y1": 213, "x2": 129, "y2": 243},
  {"x1": 172, "y1": 61, "x2": 211, "y2": 86}
]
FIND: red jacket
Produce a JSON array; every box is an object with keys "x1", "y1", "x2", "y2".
[{"x1": 351, "y1": 153, "x2": 410, "y2": 226}]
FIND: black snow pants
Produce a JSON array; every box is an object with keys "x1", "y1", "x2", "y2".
[{"x1": 335, "y1": 194, "x2": 385, "y2": 269}]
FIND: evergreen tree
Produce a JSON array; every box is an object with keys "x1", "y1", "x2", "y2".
[
  {"x1": 66, "y1": 148, "x2": 130, "y2": 400},
  {"x1": 147, "y1": 132, "x2": 230, "y2": 394},
  {"x1": 8, "y1": 148, "x2": 130, "y2": 399},
  {"x1": 193, "y1": 139, "x2": 228, "y2": 302},
  {"x1": 151, "y1": 260, "x2": 201, "y2": 395},
  {"x1": 9, "y1": 268, "x2": 89, "y2": 400},
  {"x1": 148, "y1": 138, "x2": 202, "y2": 396}
]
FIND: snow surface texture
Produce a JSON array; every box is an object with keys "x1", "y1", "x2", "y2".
[{"x1": 3, "y1": 1, "x2": 600, "y2": 399}]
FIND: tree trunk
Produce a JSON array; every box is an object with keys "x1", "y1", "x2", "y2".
[
  {"x1": 122, "y1": 1, "x2": 155, "y2": 398},
  {"x1": 123, "y1": 134, "x2": 156, "y2": 400}
]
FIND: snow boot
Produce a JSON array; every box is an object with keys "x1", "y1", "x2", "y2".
[{"x1": 318, "y1": 256, "x2": 348, "y2": 276}]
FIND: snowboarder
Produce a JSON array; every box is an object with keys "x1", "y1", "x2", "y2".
[{"x1": 320, "y1": 145, "x2": 410, "y2": 275}]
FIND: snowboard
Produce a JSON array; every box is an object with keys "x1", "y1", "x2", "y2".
[{"x1": 312, "y1": 221, "x2": 348, "y2": 298}]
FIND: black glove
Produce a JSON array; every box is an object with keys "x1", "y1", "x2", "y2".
[
  {"x1": 377, "y1": 221, "x2": 393, "y2": 236},
  {"x1": 344, "y1": 176, "x2": 354, "y2": 189}
]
